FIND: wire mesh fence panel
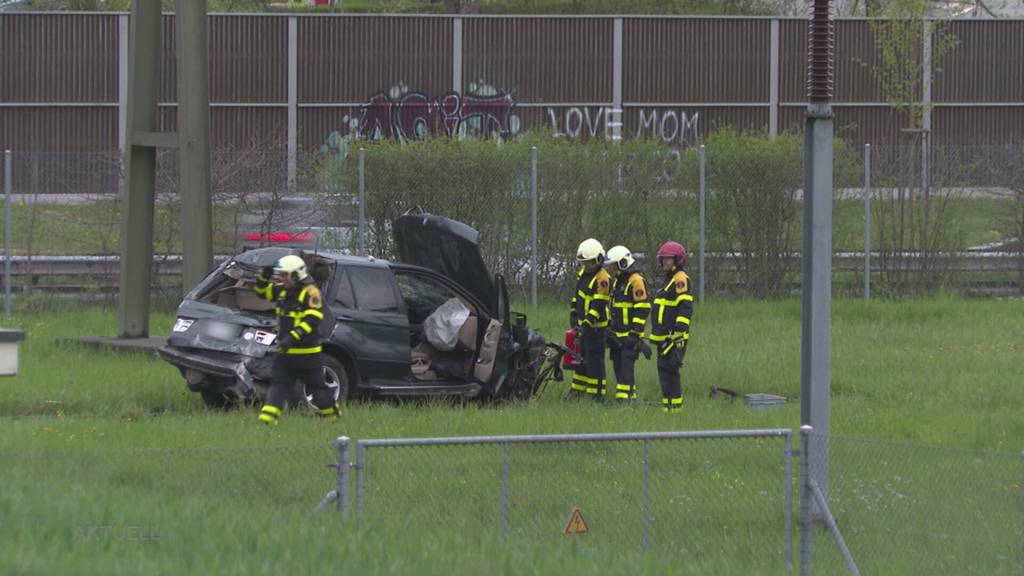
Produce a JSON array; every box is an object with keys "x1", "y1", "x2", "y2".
[
  {"x1": 804, "y1": 433, "x2": 1023, "y2": 575},
  {"x1": 357, "y1": 443, "x2": 505, "y2": 539},
  {"x1": 0, "y1": 444, "x2": 337, "y2": 546},
  {"x1": 645, "y1": 436, "x2": 791, "y2": 569},
  {"x1": 354, "y1": 431, "x2": 792, "y2": 570},
  {"x1": 506, "y1": 440, "x2": 645, "y2": 547}
]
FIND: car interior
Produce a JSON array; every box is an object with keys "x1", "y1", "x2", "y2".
[
  {"x1": 195, "y1": 253, "x2": 334, "y2": 315},
  {"x1": 395, "y1": 272, "x2": 500, "y2": 384}
]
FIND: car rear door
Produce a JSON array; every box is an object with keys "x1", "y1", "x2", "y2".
[{"x1": 329, "y1": 265, "x2": 410, "y2": 382}]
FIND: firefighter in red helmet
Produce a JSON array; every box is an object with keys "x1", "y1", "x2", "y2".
[{"x1": 649, "y1": 241, "x2": 693, "y2": 413}]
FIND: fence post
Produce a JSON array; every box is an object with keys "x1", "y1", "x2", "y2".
[
  {"x1": 336, "y1": 436, "x2": 350, "y2": 517},
  {"x1": 502, "y1": 442, "x2": 511, "y2": 542},
  {"x1": 358, "y1": 148, "x2": 366, "y2": 256},
  {"x1": 863, "y1": 144, "x2": 871, "y2": 301},
  {"x1": 642, "y1": 438, "x2": 651, "y2": 549},
  {"x1": 800, "y1": 425, "x2": 813, "y2": 576},
  {"x1": 785, "y1": 430, "x2": 794, "y2": 572},
  {"x1": 698, "y1": 144, "x2": 706, "y2": 302},
  {"x1": 4, "y1": 150, "x2": 11, "y2": 321},
  {"x1": 530, "y1": 146, "x2": 538, "y2": 307},
  {"x1": 355, "y1": 442, "x2": 365, "y2": 520}
]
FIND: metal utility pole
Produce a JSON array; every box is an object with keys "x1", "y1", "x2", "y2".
[
  {"x1": 801, "y1": 0, "x2": 834, "y2": 505},
  {"x1": 176, "y1": 0, "x2": 214, "y2": 291},
  {"x1": 118, "y1": 0, "x2": 164, "y2": 338}
]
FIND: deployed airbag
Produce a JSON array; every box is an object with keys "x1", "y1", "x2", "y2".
[{"x1": 423, "y1": 297, "x2": 472, "y2": 352}]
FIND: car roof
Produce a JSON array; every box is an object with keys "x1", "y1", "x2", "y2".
[{"x1": 236, "y1": 246, "x2": 436, "y2": 275}]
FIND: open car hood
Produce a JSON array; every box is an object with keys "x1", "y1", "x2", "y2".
[{"x1": 393, "y1": 213, "x2": 497, "y2": 314}]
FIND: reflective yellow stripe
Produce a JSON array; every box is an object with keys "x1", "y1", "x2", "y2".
[
  {"x1": 572, "y1": 374, "x2": 598, "y2": 385},
  {"x1": 289, "y1": 330, "x2": 301, "y2": 340},
  {"x1": 258, "y1": 413, "x2": 279, "y2": 424},
  {"x1": 301, "y1": 309, "x2": 324, "y2": 320},
  {"x1": 649, "y1": 334, "x2": 668, "y2": 342},
  {"x1": 261, "y1": 405, "x2": 282, "y2": 416},
  {"x1": 616, "y1": 384, "x2": 631, "y2": 391},
  {"x1": 661, "y1": 341, "x2": 675, "y2": 355},
  {"x1": 612, "y1": 331, "x2": 629, "y2": 338},
  {"x1": 633, "y1": 302, "x2": 651, "y2": 309},
  {"x1": 318, "y1": 406, "x2": 337, "y2": 415},
  {"x1": 612, "y1": 303, "x2": 631, "y2": 308},
  {"x1": 588, "y1": 309, "x2": 600, "y2": 318},
  {"x1": 676, "y1": 316, "x2": 691, "y2": 325},
  {"x1": 297, "y1": 321, "x2": 313, "y2": 334},
  {"x1": 671, "y1": 397, "x2": 683, "y2": 405},
  {"x1": 298, "y1": 287, "x2": 308, "y2": 303},
  {"x1": 255, "y1": 284, "x2": 273, "y2": 300},
  {"x1": 570, "y1": 382, "x2": 588, "y2": 392},
  {"x1": 631, "y1": 317, "x2": 646, "y2": 325},
  {"x1": 286, "y1": 346, "x2": 322, "y2": 355},
  {"x1": 592, "y1": 293, "x2": 610, "y2": 301}
]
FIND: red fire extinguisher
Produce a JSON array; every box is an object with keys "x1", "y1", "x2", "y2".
[{"x1": 562, "y1": 329, "x2": 582, "y2": 370}]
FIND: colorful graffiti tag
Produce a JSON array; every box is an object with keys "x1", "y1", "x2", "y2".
[{"x1": 357, "y1": 89, "x2": 516, "y2": 140}]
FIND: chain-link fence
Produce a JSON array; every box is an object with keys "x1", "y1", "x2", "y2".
[
  {"x1": 0, "y1": 443, "x2": 338, "y2": 548},
  {"x1": 2, "y1": 137, "x2": 1023, "y2": 304},
  {"x1": 342, "y1": 429, "x2": 795, "y2": 570},
  {"x1": 800, "y1": 429, "x2": 1024, "y2": 575}
]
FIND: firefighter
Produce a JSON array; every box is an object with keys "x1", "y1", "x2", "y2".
[
  {"x1": 650, "y1": 241, "x2": 693, "y2": 414},
  {"x1": 254, "y1": 254, "x2": 340, "y2": 425},
  {"x1": 605, "y1": 245, "x2": 651, "y2": 402},
  {"x1": 568, "y1": 238, "x2": 612, "y2": 399}
]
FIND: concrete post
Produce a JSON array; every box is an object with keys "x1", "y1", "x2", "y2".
[
  {"x1": 175, "y1": 0, "x2": 214, "y2": 292},
  {"x1": 118, "y1": 0, "x2": 161, "y2": 338}
]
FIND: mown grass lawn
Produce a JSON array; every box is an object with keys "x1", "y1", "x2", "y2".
[{"x1": 0, "y1": 297, "x2": 1021, "y2": 575}]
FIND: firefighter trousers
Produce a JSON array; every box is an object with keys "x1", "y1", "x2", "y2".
[
  {"x1": 570, "y1": 327, "x2": 607, "y2": 399},
  {"x1": 610, "y1": 337, "x2": 638, "y2": 400},
  {"x1": 656, "y1": 340, "x2": 687, "y2": 413},
  {"x1": 266, "y1": 353, "x2": 334, "y2": 412}
]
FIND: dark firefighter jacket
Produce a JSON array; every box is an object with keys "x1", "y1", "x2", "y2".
[
  {"x1": 650, "y1": 268, "x2": 693, "y2": 350},
  {"x1": 255, "y1": 275, "x2": 324, "y2": 355},
  {"x1": 609, "y1": 269, "x2": 651, "y2": 338},
  {"x1": 570, "y1": 266, "x2": 612, "y2": 329}
]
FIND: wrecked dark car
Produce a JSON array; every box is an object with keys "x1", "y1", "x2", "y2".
[{"x1": 158, "y1": 213, "x2": 548, "y2": 408}]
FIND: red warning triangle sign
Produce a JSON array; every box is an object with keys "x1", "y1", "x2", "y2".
[{"x1": 563, "y1": 507, "x2": 590, "y2": 535}]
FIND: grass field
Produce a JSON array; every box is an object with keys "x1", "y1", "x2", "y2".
[{"x1": 1, "y1": 297, "x2": 1022, "y2": 574}]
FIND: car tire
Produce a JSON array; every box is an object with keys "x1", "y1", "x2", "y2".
[
  {"x1": 306, "y1": 354, "x2": 350, "y2": 409},
  {"x1": 200, "y1": 388, "x2": 238, "y2": 410}
]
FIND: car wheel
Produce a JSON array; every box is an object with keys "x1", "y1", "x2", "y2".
[
  {"x1": 306, "y1": 355, "x2": 350, "y2": 409},
  {"x1": 200, "y1": 388, "x2": 238, "y2": 410}
]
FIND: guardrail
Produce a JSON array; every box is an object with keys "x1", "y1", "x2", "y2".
[
  {"x1": 1, "y1": 251, "x2": 1020, "y2": 277},
  {"x1": 0, "y1": 252, "x2": 1020, "y2": 297}
]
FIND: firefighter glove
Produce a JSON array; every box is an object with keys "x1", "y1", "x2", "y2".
[{"x1": 276, "y1": 333, "x2": 296, "y2": 351}]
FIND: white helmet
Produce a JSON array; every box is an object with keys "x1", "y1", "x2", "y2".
[
  {"x1": 274, "y1": 254, "x2": 308, "y2": 281},
  {"x1": 606, "y1": 245, "x2": 634, "y2": 269},
  {"x1": 576, "y1": 238, "x2": 605, "y2": 263}
]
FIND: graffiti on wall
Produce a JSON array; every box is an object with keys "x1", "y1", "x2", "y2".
[
  {"x1": 321, "y1": 81, "x2": 522, "y2": 155},
  {"x1": 359, "y1": 90, "x2": 516, "y2": 140},
  {"x1": 545, "y1": 106, "x2": 700, "y2": 146}
]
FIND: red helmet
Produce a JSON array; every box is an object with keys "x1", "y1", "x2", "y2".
[{"x1": 657, "y1": 240, "x2": 688, "y2": 267}]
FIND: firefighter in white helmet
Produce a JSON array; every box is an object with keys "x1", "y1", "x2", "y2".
[
  {"x1": 605, "y1": 245, "x2": 651, "y2": 402},
  {"x1": 568, "y1": 238, "x2": 611, "y2": 399},
  {"x1": 253, "y1": 254, "x2": 339, "y2": 425}
]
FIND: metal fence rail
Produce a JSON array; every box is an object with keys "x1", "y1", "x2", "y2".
[{"x1": 342, "y1": 429, "x2": 795, "y2": 570}]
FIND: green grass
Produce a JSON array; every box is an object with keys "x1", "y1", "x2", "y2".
[{"x1": 0, "y1": 298, "x2": 1022, "y2": 574}]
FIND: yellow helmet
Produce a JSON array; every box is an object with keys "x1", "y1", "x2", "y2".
[
  {"x1": 576, "y1": 238, "x2": 605, "y2": 263},
  {"x1": 606, "y1": 245, "x2": 634, "y2": 269},
  {"x1": 274, "y1": 254, "x2": 308, "y2": 281}
]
